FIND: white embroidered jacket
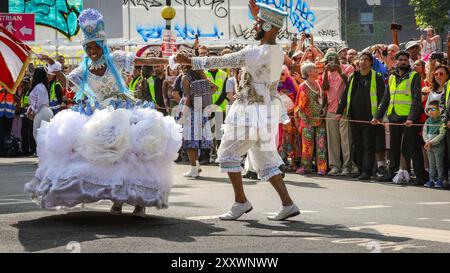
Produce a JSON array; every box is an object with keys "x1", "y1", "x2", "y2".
[{"x1": 192, "y1": 44, "x2": 289, "y2": 128}]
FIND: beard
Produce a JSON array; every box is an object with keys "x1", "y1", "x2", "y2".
[
  {"x1": 398, "y1": 64, "x2": 410, "y2": 71},
  {"x1": 255, "y1": 29, "x2": 266, "y2": 41}
]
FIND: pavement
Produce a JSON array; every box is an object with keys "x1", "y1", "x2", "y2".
[{"x1": 1, "y1": 157, "x2": 450, "y2": 253}]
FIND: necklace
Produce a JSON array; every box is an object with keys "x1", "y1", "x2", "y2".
[
  {"x1": 305, "y1": 79, "x2": 323, "y2": 104},
  {"x1": 90, "y1": 56, "x2": 106, "y2": 70}
]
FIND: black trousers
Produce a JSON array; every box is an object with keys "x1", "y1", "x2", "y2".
[
  {"x1": 388, "y1": 122, "x2": 427, "y2": 181},
  {"x1": 21, "y1": 117, "x2": 36, "y2": 155},
  {"x1": 0, "y1": 116, "x2": 13, "y2": 156},
  {"x1": 351, "y1": 123, "x2": 376, "y2": 175}
]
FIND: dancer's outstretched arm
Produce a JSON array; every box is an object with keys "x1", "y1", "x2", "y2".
[{"x1": 135, "y1": 57, "x2": 168, "y2": 66}]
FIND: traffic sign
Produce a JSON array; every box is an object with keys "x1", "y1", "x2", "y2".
[{"x1": 0, "y1": 13, "x2": 35, "y2": 42}]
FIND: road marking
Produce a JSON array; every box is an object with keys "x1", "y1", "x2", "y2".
[
  {"x1": 441, "y1": 219, "x2": 450, "y2": 222},
  {"x1": 0, "y1": 201, "x2": 34, "y2": 206},
  {"x1": 418, "y1": 202, "x2": 450, "y2": 206},
  {"x1": 0, "y1": 194, "x2": 29, "y2": 198},
  {"x1": 416, "y1": 218, "x2": 430, "y2": 220},
  {"x1": 350, "y1": 224, "x2": 450, "y2": 244},
  {"x1": 185, "y1": 215, "x2": 220, "y2": 220},
  {"x1": 345, "y1": 205, "x2": 392, "y2": 210},
  {"x1": 265, "y1": 210, "x2": 318, "y2": 215},
  {"x1": 364, "y1": 222, "x2": 379, "y2": 225}
]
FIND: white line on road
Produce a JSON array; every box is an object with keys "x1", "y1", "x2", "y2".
[
  {"x1": 0, "y1": 201, "x2": 34, "y2": 206},
  {"x1": 350, "y1": 224, "x2": 450, "y2": 244},
  {"x1": 185, "y1": 215, "x2": 221, "y2": 220},
  {"x1": 264, "y1": 210, "x2": 318, "y2": 215},
  {"x1": 418, "y1": 202, "x2": 450, "y2": 206},
  {"x1": 345, "y1": 205, "x2": 392, "y2": 210},
  {"x1": 363, "y1": 222, "x2": 379, "y2": 225},
  {"x1": 416, "y1": 218, "x2": 430, "y2": 220},
  {"x1": 441, "y1": 219, "x2": 450, "y2": 222}
]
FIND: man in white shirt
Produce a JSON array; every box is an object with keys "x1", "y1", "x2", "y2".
[{"x1": 175, "y1": 0, "x2": 299, "y2": 221}]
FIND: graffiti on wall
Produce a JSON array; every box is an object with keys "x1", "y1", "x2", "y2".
[
  {"x1": 174, "y1": 0, "x2": 229, "y2": 18},
  {"x1": 137, "y1": 24, "x2": 224, "y2": 41},
  {"x1": 256, "y1": 0, "x2": 316, "y2": 33},
  {"x1": 122, "y1": 0, "x2": 163, "y2": 10},
  {"x1": 9, "y1": 0, "x2": 83, "y2": 39}
]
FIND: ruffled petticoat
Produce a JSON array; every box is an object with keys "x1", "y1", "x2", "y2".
[{"x1": 25, "y1": 107, "x2": 182, "y2": 209}]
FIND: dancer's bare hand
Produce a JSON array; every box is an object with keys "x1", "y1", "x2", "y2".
[
  {"x1": 175, "y1": 53, "x2": 191, "y2": 65},
  {"x1": 404, "y1": 120, "x2": 413, "y2": 127},
  {"x1": 335, "y1": 114, "x2": 342, "y2": 121},
  {"x1": 248, "y1": 0, "x2": 259, "y2": 20}
]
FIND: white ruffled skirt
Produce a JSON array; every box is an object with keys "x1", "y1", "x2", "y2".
[{"x1": 25, "y1": 107, "x2": 182, "y2": 209}]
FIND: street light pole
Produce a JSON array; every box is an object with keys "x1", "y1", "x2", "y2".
[{"x1": 166, "y1": 0, "x2": 172, "y2": 31}]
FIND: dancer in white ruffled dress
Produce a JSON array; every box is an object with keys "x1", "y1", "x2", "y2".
[{"x1": 25, "y1": 9, "x2": 182, "y2": 217}]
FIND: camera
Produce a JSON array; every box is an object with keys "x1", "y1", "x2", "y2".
[
  {"x1": 305, "y1": 33, "x2": 311, "y2": 38},
  {"x1": 390, "y1": 23, "x2": 402, "y2": 31}
]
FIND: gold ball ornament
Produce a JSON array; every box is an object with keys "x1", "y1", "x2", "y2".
[{"x1": 161, "y1": 6, "x2": 176, "y2": 20}]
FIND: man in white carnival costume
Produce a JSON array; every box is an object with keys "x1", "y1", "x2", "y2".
[{"x1": 176, "y1": 0, "x2": 300, "y2": 221}]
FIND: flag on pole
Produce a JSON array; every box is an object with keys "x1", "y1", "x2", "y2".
[{"x1": 0, "y1": 25, "x2": 32, "y2": 94}]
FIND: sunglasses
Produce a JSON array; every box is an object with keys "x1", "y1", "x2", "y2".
[
  {"x1": 434, "y1": 71, "x2": 446, "y2": 77},
  {"x1": 428, "y1": 107, "x2": 439, "y2": 112}
]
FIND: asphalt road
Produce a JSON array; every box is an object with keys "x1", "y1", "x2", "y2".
[{"x1": 1, "y1": 157, "x2": 450, "y2": 253}]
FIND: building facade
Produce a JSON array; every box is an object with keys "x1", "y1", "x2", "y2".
[{"x1": 341, "y1": 0, "x2": 423, "y2": 50}]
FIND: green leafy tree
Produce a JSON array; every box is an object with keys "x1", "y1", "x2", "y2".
[{"x1": 410, "y1": 0, "x2": 450, "y2": 33}]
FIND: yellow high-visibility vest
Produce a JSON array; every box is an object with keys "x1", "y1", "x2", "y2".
[
  {"x1": 346, "y1": 69, "x2": 379, "y2": 118},
  {"x1": 128, "y1": 75, "x2": 142, "y2": 96},
  {"x1": 147, "y1": 76, "x2": 156, "y2": 103},
  {"x1": 387, "y1": 71, "x2": 417, "y2": 116},
  {"x1": 205, "y1": 69, "x2": 228, "y2": 111}
]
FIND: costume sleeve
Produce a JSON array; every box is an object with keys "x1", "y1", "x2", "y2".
[
  {"x1": 112, "y1": 50, "x2": 136, "y2": 74},
  {"x1": 192, "y1": 46, "x2": 258, "y2": 70},
  {"x1": 67, "y1": 65, "x2": 84, "y2": 91}
]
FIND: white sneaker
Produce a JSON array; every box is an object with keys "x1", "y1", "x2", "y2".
[
  {"x1": 328, "y1": 167, "x2": 341, "y2": 176},
  {"x1": 196, "y1": 161, "x2": 202, "y2": 173},
  {"x1": 341, "y1": 167, "x2": 351, "y2": 176},
  {"x1": 267, "y1": 204, "x2": 300, "y2": 221},
  {"x1": 219, "y1": 201, "x2": 253, "y2": 220},
  {"x1": 183, "y1": 167, "x2": 200, "y2": 178}
]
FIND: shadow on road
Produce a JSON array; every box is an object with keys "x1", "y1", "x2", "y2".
[
  {"x1": 238, "y1": 220, "x2": 411, "y2": 243},
  {"x1": 14, "y1": 211, "x2": 226, "y2": 252}
]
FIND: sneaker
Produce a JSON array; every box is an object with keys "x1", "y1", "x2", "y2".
[
  {"x1": 132, "y1": 206, "x2": 146, "y2": 218},
  {"x1": 341, "y1": 167, "x2": 351, "y2": 176},
  {"x1": 358, "y1": 172, "x2": 371, "y2": 181},
  {"x1": 267, "y1": 204, "x2": 301, "y2": 221},
  {"x1": 243, "y1": 171, "x2": 258, "y2": 180},
  {"x1": 110, "y1": 203, "x2": 123, "y2": 215},
  {"x1": 377, "y1": 166, "x2": 388, "y2": 177},
  {"x1": 317, "y1": 170, "x2": 327, "y2": 176},
  {"x1": 424, "y1": 180, "x2": 435, "y2": 188},
  {"x1": 435, "y1": 180, "x2": 444, "y2": 189},
  {"x1": 183, "y1": 167, "x2": 200, "y2": 178},
  {"x1": 296, "y1": 167, "x2": 306, "y2": 175},
  {"x1": 327, "y1": 167, "x2": 341, "y2": 176},
  {"x1": 219, "y1": 201, "x2": 253, "y2": 220}
]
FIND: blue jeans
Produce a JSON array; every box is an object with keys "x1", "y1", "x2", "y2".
[{"x1": 427, "y1": 142, "x2": 445, "y2": 182}]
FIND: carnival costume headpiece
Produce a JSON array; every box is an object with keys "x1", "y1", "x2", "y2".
[
  {"x1": 76, "y1": 9, "x2": 131, "y2": 102},
  {"x1": 256, "y1": 3, "x2": 288, "y2": 32}
]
